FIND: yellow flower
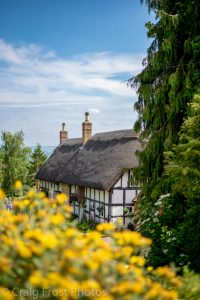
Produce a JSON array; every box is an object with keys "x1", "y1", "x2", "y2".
[
  {"x1": 161, "y1": 290, "x2": 178, "y2": 300},
  {"x1": 155, "y1": 266, "x2": 176, "y2": 279},
  {"x1": 144, "y1": 283, "x2": 163, "y2": 299},
  {"x1": 56, "y1": 193, "x2": 68, "y2": 204},
  {"x1": 22, "y1": 199, "x2": 30, "y2": 207},
  {"x1": 170, "y1": 277, "x2": 181, "y2": 286},
  {"x1": 64, "y1": 205, "x2": 73, "y2": 213},
  {"x1": 122, "y1": 246, "x2": 133, "y2": 257},
  {"x1": 50, "y1": 213, "x2": 65, "y2": 225},
  {"x1": 24, "y1": 229, "x2": 43, "y2": 240},
  {"x1": 40, "y1": 233, "x2": 59, "y2": 249},
  {"x1": 37, "y1": 210, "x2": 47, "y2": 217},
  {"x1": 91, "y1": 249, "x2": 112, "y2": 263},
  {"x1": 0, "y1": 287, "x2": 14, "y2": 300},
  {"x1": 0, "y1": 189, "x2": 6, "y2": 199},
  {"x1": 29, "y1": 271, "x2": 43, "y2": 286},
  {"x1": 64, "y1": 249, "x2": 77, "y2": 259},
  {"x1": 28, "y1": 243, "x2": 43, "y2": 256},
  {"x1": 27, "y1": 189, "x2": 35, "y2": 198},
  {"x1": 39, "y1": 191, "x2": 46, "y2": 198},
  {"x1": 80, "y1": 279, "x2": 100, "y2": 291},
  {"x1": 116, "y1": 217, "x2": 123, "y2": 226},
  {"x1": 94, "y1": 296, "x2": 114, "y2": 300},
  {"x1": 96, "y1": 223, "x2": 116, "y2": 232},
  {"x1": 116, "y1": 264, "x2": 129, "y2": 275},
  {"x1": 14, "y1": 180, "x2": 22, "y2": 190},
  {"x1": 0, "y1": 257, "x2": 11, "y2": 272},
  {"x1": 47, "y1": 272, "x2": 61, "y2": 284},
  {"x1": 147, "y1": 266, "x2": 153, "y2": 272},
  {"x1": 16, "y1": 240, "x2": 32, "y2": 258},
  {"x1": 111, "y1": 281, "x2": 144, "y2": 294},
  {"x1": 130, "y1": 256, "x2": 145, "y2": 267},
  {"x1": 65, "y1": 228, "x2": 79, "y2": 238},
  {"x1": 113, "y1": 231, "x2": 152, "y2": 247},
  {"x1": 68, "y1": 266, "x2": 81, "y2": 275},
  {"x1": 85, "y1": 259, "x2": 99, "y2": 271}
]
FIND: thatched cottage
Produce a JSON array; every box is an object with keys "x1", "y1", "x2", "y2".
[{"x1": 36, "y1": 112, "x2": 144, "y2": 226}]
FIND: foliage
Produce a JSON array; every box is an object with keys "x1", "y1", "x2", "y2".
[
  {"x1": 163, "y1": 92, "x2": 200, "y2": 270},
  {"x1": 0, "y1": 131, "x2": 31, "y2": 196},
  {"x1": 178, "y1": 267, "x2": 200, "y2": 300},
  {"x1": 28, "y1": 144, "x2": 47, "y2": 187},
  {"x1": 0, "y1": 186, "x2": 191, "y2": 300},
  {"x1": 77, "y1": 216, "x2": 96, "y2": 233},
  {"x1": 129, "y1": 0, "x2": 200, "y2": 269}
]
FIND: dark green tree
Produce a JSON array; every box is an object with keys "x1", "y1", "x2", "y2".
[
  {"x1": 129, "y1": 0, "x2": 200, "y2": 269},
  {"x1": 0, "y1": 131, "x2": 31, "y2": 196},
  {"x1": 28, "y1": 144, "x2": 47, "y2": 187},
  {"x1": 164, "y1": 92, "x2": 200, "y2": 270}
]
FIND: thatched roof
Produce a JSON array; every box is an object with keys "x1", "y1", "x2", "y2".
[{"x1": 36, "y1": 130, "x2": 144, "y2": 190}]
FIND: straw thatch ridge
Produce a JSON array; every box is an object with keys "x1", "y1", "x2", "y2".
[{"x1": 36, "y1": 129, "x2": 144, "y2": 190}]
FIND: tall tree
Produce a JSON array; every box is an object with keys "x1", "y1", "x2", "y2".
[
  {"x1": 28, "y1": 144, "x2": 47, "y2": 187},
  {"x1": 129, "y1": 0, "x2": 200, "y2": 269},
  {"x1": 0, "y1": 131, "x2": 31, "y2": 196},
  {"x1": 164, "y1": 92, "x2": 200, "y2": 270}
]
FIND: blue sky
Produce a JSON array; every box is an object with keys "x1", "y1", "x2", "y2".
[{"x1": 0, "y1": 0, "x2": 154, "y2": 145}]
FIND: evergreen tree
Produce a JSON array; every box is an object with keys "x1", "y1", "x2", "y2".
[
  {"x1": 28, "y1": 144, "x2": 47, "y2": 187},
  {"x1": 164, "y1": 92, "x2": 200, "y2": 270},
  {"x1": 129, "y1": 0, "x2": 200, "y2": 269},
  {"x1": 0, "y1": 131, "x2": 31, "y2": 196}
]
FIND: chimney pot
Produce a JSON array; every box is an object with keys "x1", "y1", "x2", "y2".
[{"x1": 62, "y1": 122, "x2": 65, "y2": 131}]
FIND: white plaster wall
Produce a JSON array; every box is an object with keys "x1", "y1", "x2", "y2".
[
  {"x1": 114, "y1": 178, "x2": 121, "y2": 188},
  {"x1": 100, "y1": 191, "x2": 104, "y2": 202},
  {"x1": 125, "y1": 217, "x2": 132, "y2": 227},
  {"x1": 105, "y1": 205, "x2": 109, "y2": 219},
  {"x1": 95, "y1": 190, "x2": 99, "y2": 201},
  {"x1": 111, "y1": 217, "x2": 118, "y2": 224},
  {"x1": 112, "y1": 190, "x2": 123, "y2": 204},
  {"x1": 105, "y1": 191, "x2": 109, "y2": 204},
  {"x1": 85, "y1": 199, "x2": 89, "y2": 211},
  {"x1": 112, "y1": 206, "x2": 123, "y2": 217},
  {"x1": 74, "y1": 205, "x2": 79, "y2": 216},
  {"x1": 91, "y1": 188, "x2": 94, "y2": 199},
  {"x1": 125, "y1": 190, "x2": 137, "y2": 203},
  {"x1": 79, "y1": 207, "x2": 84, "y2": 220},
  {"x1": 71, "y1": 185, "x2": 76, "y2": 193},
  {"x1": 121, "y1": 172, "x2": 129, "y2": 188}
]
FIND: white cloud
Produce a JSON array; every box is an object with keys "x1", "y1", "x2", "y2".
[
  {"x1": 0, "y1": 39, "x2": 144, "y2": 144},
  {"x1": 88, "y1": 108, "x2": 101, "y2": 115},
  {"x1": 0, "y1": 39, "x2": 143, "y2": 106}
]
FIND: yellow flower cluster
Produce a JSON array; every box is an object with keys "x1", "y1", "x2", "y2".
[
  {"x1": 14, "y1": 180, "x2": 22, "y2": 190},
  {"x1": 0, "y1": 188, "x2": 184, "y2": 300},
  {"x1": 0, "y1": 188, "x2": 6, "y2": 199}
]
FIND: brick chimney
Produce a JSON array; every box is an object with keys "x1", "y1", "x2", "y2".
[
  {"x1": 82, "y1": 112, "x2": 92, "y2": 145},
  {"x1": 60, "y1": 122, "x2": 68, "y2": 144}
]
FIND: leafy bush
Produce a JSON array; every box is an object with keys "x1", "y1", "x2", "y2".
[
  {"x1": 0, "y1": 186, "x2": 199, "y2": 299},
  {"x1": 77, "y1": 217, "x2": 96, "y2": 233}
]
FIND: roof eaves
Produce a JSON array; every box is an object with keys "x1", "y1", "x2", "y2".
[{"x1": 105, "y1": 170, "x2": 125, "y2": 191}]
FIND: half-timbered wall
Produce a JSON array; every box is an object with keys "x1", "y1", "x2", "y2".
[
  {"x1": 70, "y1": 171, "x2": 140, "y2": 226},
  {"x1": 39, "y1": 180, "x2": 65, "y2": 197},
  {"x1": 40, "y1": 171, "x2": 139, "y2": 226},
  {"x1": 110, "y1": 171, "x2": 140, "y2": 226},
  {"x1": 70, "y1": 185, "x2": 110, "y2": 223}
]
